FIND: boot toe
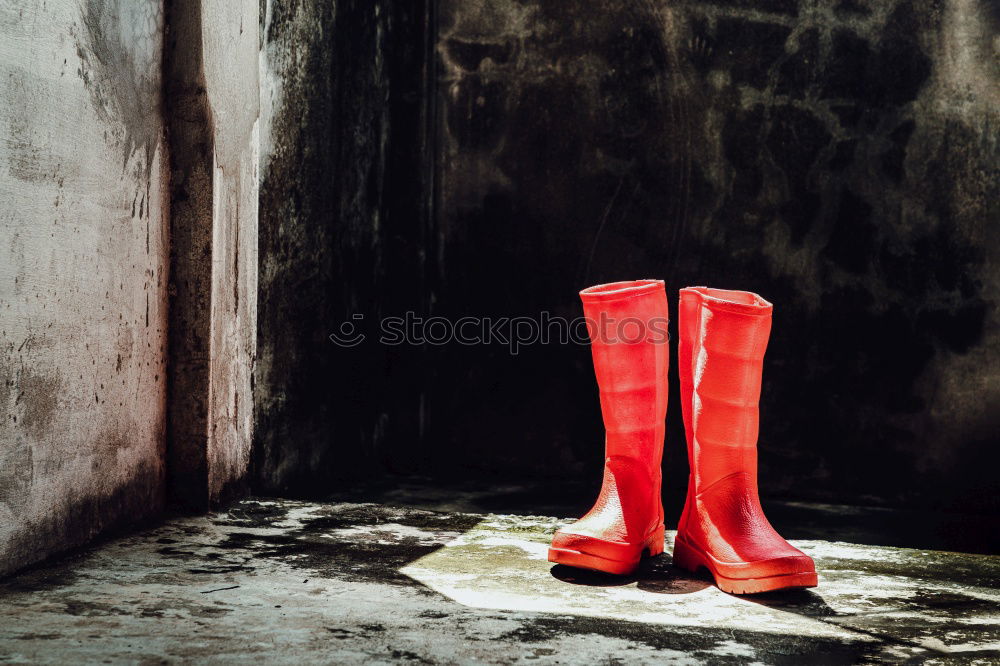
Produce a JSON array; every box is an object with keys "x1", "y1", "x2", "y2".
[
  {"x1": 739, "y1": 553, "x2": 816, "y2": 580},
  {"x1": 551, "y1": 527, "x2": 627, "y2": 557},
  {"x1": 549, "y1": 528, "x2": 651, "y2": 576},
  {"x1": 708, "y1": 544, "x2": 815, "y2": 580},
  {"x1": 674, "y1": 532, "x2": 817, "y2": 593},
  {"x1": 550, "y1": 527, "x2": 591, "y2": 552}
]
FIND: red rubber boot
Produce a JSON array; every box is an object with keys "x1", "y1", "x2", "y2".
[
  {"x1": 674, "y1": 287, "x2": 817, "y2": 594},
  {"x1": 548, "y1": 280, "x2": 669, "y2": 575}
]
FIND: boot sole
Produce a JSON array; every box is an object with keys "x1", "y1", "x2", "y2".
[
  {"x1": 672, "y1": 535, "x2": 818, "y2": 594},
  {"x1": 548, "y1": 524, "x2": 665, "y2": 576}
]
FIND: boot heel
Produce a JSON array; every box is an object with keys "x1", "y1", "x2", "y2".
[
  {"x1": 646, "y1": 524, "x2": 665, "y2": 557},
  {"x1": 671, "y1": 535, "x2": 704, "y2": 573}
]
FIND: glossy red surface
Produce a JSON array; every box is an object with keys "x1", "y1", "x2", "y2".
[
  {"x1": 675, "y1": 287, "x2": 817, "y2": 594},
  {"x1": 549, "y1": 280, "x2": 669, "y2": 574}
]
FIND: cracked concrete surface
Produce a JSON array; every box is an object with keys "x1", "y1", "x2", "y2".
[{"x1": 1, "y1": 498, "x2": 996, "y2": 664}]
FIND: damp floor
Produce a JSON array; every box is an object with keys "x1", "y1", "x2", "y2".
[{"x1": 1, "y1": 487, "x2": 998, "y2": 664}]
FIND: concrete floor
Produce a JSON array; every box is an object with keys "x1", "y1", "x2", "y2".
[{"x1": 0, "y1": 496, "x2": 998, "y2": 664}]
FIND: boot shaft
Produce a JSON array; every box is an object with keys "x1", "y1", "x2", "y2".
[
  {"x1": 678, "y1": 287, "x2": 772, "y2": 493},
  {"x1": 580, "y1": 280, "x2": 669, "y2": 463}
]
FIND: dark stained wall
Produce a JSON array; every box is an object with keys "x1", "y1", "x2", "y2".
[
  {"x1": 255, "y1": 0, "x2": 1000, "y2": 515},
  {"x1": 254, "y1": 0, "x2": 434, "y2": 495},
  {"x1": 429, "y1": 0, "x2": 1000, "y2": 514}
]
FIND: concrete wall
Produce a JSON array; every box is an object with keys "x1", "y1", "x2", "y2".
[
  {"x1": 202, "y1": 0, "x2": 259, "y2": 506},
  {"x1": 165, "y1": 0, "x2": 259, "y2": 510},
  {"x1": 254, "y1": 0, "x2": 998, "y2": 515},
  {"x1": 254, "y1": 0, "x2": 433, "y2": 495},
  {"x1": 429, "y1": 0, "x2": 1000, "y2": 513},
  {"x1": 0, "y1": 0, "x2": 169, "y2": 575},
  {"x1": 0, "y1": 0, "x2": 258, "y2": 575}
]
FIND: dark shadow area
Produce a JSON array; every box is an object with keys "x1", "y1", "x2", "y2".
[
  {"x1": 208, "y1": 500, "x2": 484, "y2": 588},
  {"x1": 742, "y1": 589, "x2": 840, "y2": 618},
  {"x1": 550, "y1": 552, "x2": 712, "y2": 594},
  {"x1": 635, "y1": 554, "x2": 713, "y2": 595},
  {"x1": 326, "y1": 475, "x2": 1000, "y2": 555},
  {"x1": 738, "y1": 586, "x2": 1000, "y2": 661},
  {"x1": 766, "y1": 499, "x2": 1000, "y2": 556},
  {"x1": 255, "y1": 0, "x2": 1000, "y2": 527},
  {"x1": 325, "y1": 475, "x2": 598, "y2": 518},
  {"x1": 550, "y1": 564, "x2": 637, "y2": 587}
]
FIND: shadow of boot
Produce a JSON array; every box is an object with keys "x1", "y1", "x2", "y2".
[
  {"x1": 549, "y1": 564, "x2": 638, "y2": 587},
  {"x1": 739, "y1": 588, "x2": 838, "y2": 618},
  {"x1": 635, "y1": 553, "x2": 712, "y2": 595}
]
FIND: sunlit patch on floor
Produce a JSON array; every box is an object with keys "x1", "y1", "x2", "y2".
[
  {"x1": 1, "y1": 499, "x2": 998, "y2": 663},
  {"x1": 401, "y1": 513, "x2": 1000, "y2": 655}
]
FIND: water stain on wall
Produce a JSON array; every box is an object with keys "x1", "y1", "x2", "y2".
[
  {"x1": 0, "y1": 439, "x2": 33, "y2": 516},
  {"x1": 17, "y1": 371, "x2": 62, "y2": 442},
  {"x1": 0, "y1": 355, "x2": 38, "y2": 517},
  {"x1": 2, "y1": 72, "x2": 71, "y2": 186},
  {"x1": 74, "y1": 0, "x2": 163, "y2": 180},
  {"x1": 0, "y1": 353, "x2": 33, "y2": 518},
  {"x1": 0, "y1": 358, "x2": 11, "y2": 410}
]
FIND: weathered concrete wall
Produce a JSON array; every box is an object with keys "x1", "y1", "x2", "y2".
[
  {"x1": 202, "y1": 0, "x2": 259, "y2": 505},
  {"x1": 0, "y1": 0, "x2": 169, "y2": 575},
  {"x1": 254, "y1": 0, "x2": 339, "y2": 497},
  {"x1": 164, "y1": 0, "x2": 258, "y2": 510},
  {"x1": 253, "y1": 0, "x2": 998, "y2": 515},
  {"x1": 0, "y1": 0, "x2": 258, "y2": 574},
  {"x1": 254, "y1": 0, "x2": 433, "y2": 495},
  {"x1": 430, "y1": 0, "x2": 1000, "y2": 513}
]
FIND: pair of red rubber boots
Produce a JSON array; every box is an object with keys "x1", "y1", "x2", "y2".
[{"x1": 548, "y1": 280, "x2": 817, "y2": 594}]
